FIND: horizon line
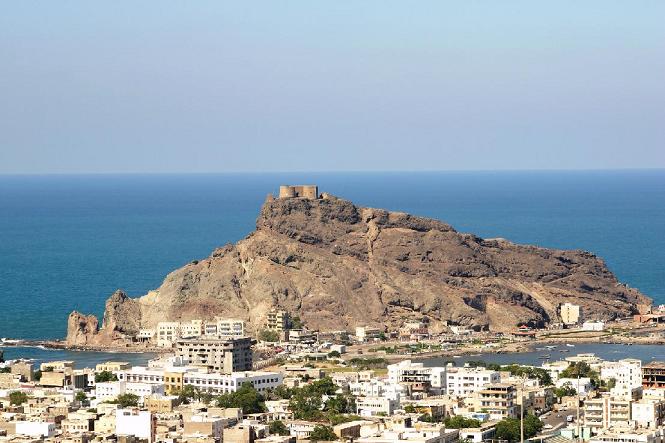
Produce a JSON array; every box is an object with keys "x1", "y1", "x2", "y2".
[{"x1": 1, "y1": 167, "x2": 664, "y2": 176}]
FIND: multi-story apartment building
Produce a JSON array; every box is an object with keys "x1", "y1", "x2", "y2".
[
  {"x1": 180, "y1": 320, "x2": 204, "y2": 339},
  {"x1": 387, "y1": 360, "x2": 446, "y2": 393},
  {"x1": 157, "y1": 322, "x2": 181, "y2": 348},
  {"x1": 446, "y1": 367, "x2": 501, "y2": 397},
  {"x1": 355, "y1": 326, "x2": 383, "y2": 342},
  {"x1": 175, "y1": 337, "x2": 254, "y2": 373},
  {"x1": 643, "y1": 362, "x2": 665, "y2": 389},
  {"x1": 583, "y1": 395, "x2": 632, "y2": 431},
  {"x1": 560, "y1": 303, "x2": 583, "y2": 325},
  {"x1": 476, "y1": 383, "x2": 517, "y2": 421},
  {"x1": 267, "y1": 310, "x2": 290, "y2": 331},
  {"x1": 600, "y1": 358, "x2": 642, "y2": 399},
  {"x1": 215, "y1": 318, "x2": 245, "y2": 338}
]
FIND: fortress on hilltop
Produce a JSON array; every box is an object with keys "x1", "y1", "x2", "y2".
[
  {"x1": 266, "y1": 185, "x2": 320, "y2": 202},
  {"x1": 279, "y1": 185, "x2": 319, "y2": 199}
]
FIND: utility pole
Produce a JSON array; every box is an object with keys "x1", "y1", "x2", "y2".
[
  {"x1": 576, "y1": 375, "x2": 581, "y2": 442},
  {"x1": 520, "y1": 374, "x2": 526, "y2": 443}
]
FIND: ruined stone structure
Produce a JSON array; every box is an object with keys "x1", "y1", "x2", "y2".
[{"x1": 278, "y1": 185, "x2": 319, "y2": 199}]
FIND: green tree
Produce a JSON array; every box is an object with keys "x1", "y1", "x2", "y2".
[
  {"x1": 259, "y1": 330, "x2": 280, "y2": 342},
  {"x1": 309, "y1": 425, "x2": 337, "y2": 442},
  {"x1": 327, "y1": 414, "x2": 361, "y2": 425},
  {"x1": 553, "y1": 383, "x2": 577, "y2": 398},
  {"x1": 495, "y1": 415, "x2": 543, "y2": 442},
  {"x1": 404, "y1": 404, "x2": 417, "y2": 413},
  {"x1": 216, "y1": 382, "x2": 266, "y2": 414},
  {"x1": 0, "y1": 367, "x2": 10, "y2": 374},
  {"x1": 443, "y1": 416, "x2": 481, "y2": 429},
  {"x1": 75, "y1": 391, "x2": 88, "y2": 403},
  {"x1": 327, "y1": 351, "x2": 341, "y2": 358},
  {"x1": 324, "y1": 394, "x2": 355, "y2": 414},
  {"x1": 114, "y1": 393, "x2": 139, "y2": 408},
  {"x1": 290, "y1": 316, "x2": 304, "y2": 329},
  {"x1": 269, "y1": 420, "x2": 290, "y2": 436},
  {"x1": 9, "y1": 391, "x2": 28, "y2": 406},
  {"x1": 95, "y1": 371, "x2": 118, "y2": 383},
  {"x1": 268, "y1": 385, "x2": 294, "y2": 400}
]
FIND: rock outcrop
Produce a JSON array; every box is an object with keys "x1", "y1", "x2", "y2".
[{"x1": 66, "y1": 193, "x2": 651, "y2": 346}]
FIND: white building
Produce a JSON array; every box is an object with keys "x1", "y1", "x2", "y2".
[
  {"x1": 589, "y1": 429, "x2": 665, "y2": 443},
  {"x1": 126, "y1": 382, "x2": 165, "y2": 399},
  {"x1": 116, "y1": 408, "x2": 156, "y2": 443},
  {"x1": 631, "y1": 398, "x2": 665, "y2": 430},
  {"x1": 387, "y1": 360, "x2": 447, "y2": 392},
  {"x1": 96, "y1": 380, "x2": 164, "y2": 402},
  {"x1": 215, "y1": 318, "x2": 245, "y2": 338},
  {"x1": 96, "y1": 381, "x2": 127, "y2": 400},
  {"x1": 556, "y1": 377, "x2": 593, "y2": 395},
  {"x1": 356, "y1": 396, "x2": 399, "y2": 417},
  {"x1": 445, "y1": 367, "x2": 500, "y2": 397},
  {"x1": 583, "y1": 321, "x2": 605, "y2": 332},
  {"x1": 601, "y1": 359, "x2": 642, "y2": 399},
  {"x1": 349, "y1": 379, "x2": 406, "y2": 401},
  {"x1": 117, "y1": 365, "x2": 282, "y2": 394},
  {"x1": 355, "y1": 326, "x2": 382, "y2": 342},
  {"x1": 542, "y1": 360, "x2": 572, "y2": 382},
  {"x1": 14, "y1": 421, "x2": 56, "y2": 438}
]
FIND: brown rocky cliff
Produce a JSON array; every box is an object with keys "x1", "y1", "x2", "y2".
[{"x1": 66, "y1": 194, "x2": 651, "y2": 345}]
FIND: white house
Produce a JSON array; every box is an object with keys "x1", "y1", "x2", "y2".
[
  {"x1": 14, "y1": 421, "x2": 56, "y2": 438},
  {"x1": 356, "y1": 396, "x2": 399, "y2": 417},
  {"x1": 583, "y1": 321, "x2": 605, "y2": 332},
  {"x1": 556, "y1": 377, "x2": 593, "y2": 395},
  {"x1": 446, "y1": 367, "x2": 500, "y2": 397},
  {"x1": 116, "y1": 408, "x2": 155, "y2": 443}
]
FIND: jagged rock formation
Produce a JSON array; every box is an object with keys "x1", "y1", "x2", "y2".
[{"x1": 66, "y1": 194, "x2": 651, "y2": 346}]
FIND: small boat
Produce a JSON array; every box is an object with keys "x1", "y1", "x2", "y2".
[{"x1": 566, "y1": 344, "x2": 575, "y2": 348}]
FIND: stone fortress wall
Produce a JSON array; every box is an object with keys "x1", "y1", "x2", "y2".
[{"x1": 278, "y1": 185, "x2": 319, "y2": 199}]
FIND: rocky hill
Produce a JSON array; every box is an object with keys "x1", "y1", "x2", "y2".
[{"x1": 66, "y1": 193, "x2": 651, "y2": 346}]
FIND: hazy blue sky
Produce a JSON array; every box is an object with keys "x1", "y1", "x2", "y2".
[{"x1": 1, "y1": 1, "x2": 664, "y2": 173}]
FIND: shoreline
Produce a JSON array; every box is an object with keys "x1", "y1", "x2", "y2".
[{"x1": 4, "y1": 322, "x2": 665, "y2": 362}]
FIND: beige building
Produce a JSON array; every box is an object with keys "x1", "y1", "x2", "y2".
[
  {"x1": 176, "y1": 337, "x2": 254, "y2": 373},
  {"x1": 96, "y1": 362, "x2": 130, "y2": 373},
  {"x1": 267, "y1": 310, "x2": 289, "y2": 331},
  {"x1": 560, "y1": 303, "x2": 583, "y2": 325},
  {"x1": 584, "y1": 395, "x2": 632, "y2": 431},
  {"x1": 181, "y1": 320, "x2": 204, "y2": 339},
  {"x1": 476, "y1": 383, "x2": 517, "y2": 420},
  {"x1": 11, "y1": 361, "x2": 34, "y2": 382},
  {"x1": 157, "y1": 322, "x2": 181, "y2": 347}
]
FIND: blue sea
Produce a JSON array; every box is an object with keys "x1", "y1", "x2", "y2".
[{"x1": 1, "y1": 171, "x2": 664, "y2": 344}]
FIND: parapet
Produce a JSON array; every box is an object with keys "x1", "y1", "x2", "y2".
[{"x1": 278, "y1": 185, "x2": 319, "y2": 199}]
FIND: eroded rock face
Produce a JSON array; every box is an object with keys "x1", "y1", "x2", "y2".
[
  {"x1": 66, "y1": 194, "x2": 652, "y2": 345},
  {"x1": 66, "y1": 311, "x2": 99, "y2": 346}
]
